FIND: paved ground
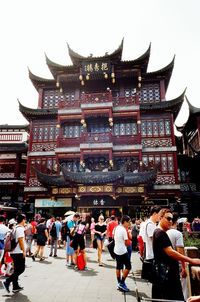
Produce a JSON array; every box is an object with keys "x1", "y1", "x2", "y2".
[{"x1": 0, "y1": 242, "x2": 151, "y2": 302}]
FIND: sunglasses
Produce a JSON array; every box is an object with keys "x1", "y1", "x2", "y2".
[{"x1": 165, "y1": 216, "x2": 173, "y2": 222}]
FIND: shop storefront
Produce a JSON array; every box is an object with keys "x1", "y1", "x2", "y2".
[
  {"x1": 35, "y1": 198, "x2": 72, "y2": 218},
  {"x1": 75, "y1": 195, "x2": 128, "y2": 221}
]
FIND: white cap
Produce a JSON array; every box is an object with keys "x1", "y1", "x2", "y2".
[{"x1": 9, "y1": 218, "x2": 16, "y2": 225}]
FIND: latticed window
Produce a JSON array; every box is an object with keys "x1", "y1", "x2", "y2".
[
  {"x1": 114, "y1": 122, "x2": 137, "y2": 136},
  {"x1": 141, "y1": 119, "x2": 171, "y2": 137},
  {"x1": 167, "y1": 155, "x2": 174, "y2": 172},
  {"x1": 165, "y1": 120, "x2": 171, "y2": 135},
  {"x1": 64, "y1": 91, "x2": 75, "y2": 101},
  {"x1": 124, "y1": 88, "x2": 136, "y2": 98},
  {"x1": 159, "y1": 120, "x2": 165, "y2": 136},
  {"x1": 142, "y1": 154, "x2": 174, "y2": 173},
  {"x1": 30, "y1": 157, "x2": 57, "y2": 174},
  {"x1": 63, "y1": 124, "x2": 82, "y2": 138},
  {"x1": 139, "y1": 84, "x2": 160, "y2": 103},
  {"x1": 32, "y1": 122, "x2": 57, "y2": 142},
  {"x1": 43, "y1": 89, "x2": 60, "y2": 108},
  {"x1": 161, "y1": 156, "x2": 167, "y2": 172}
]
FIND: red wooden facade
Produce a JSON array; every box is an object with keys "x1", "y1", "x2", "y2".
[
  {"x1": 0, "y1": 125, "x2": 28, "y2": 213},
  {"x1": 19, "y1": 41, "x2": 185, "y2": 218}
]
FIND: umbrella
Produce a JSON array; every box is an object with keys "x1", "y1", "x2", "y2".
[
  {"x1": 177, "y1": 217, "x2": 187, "y2": 224},
  {"x1": 64, "y1": 214, "x2": 74, "y2": 221},
  {"x1": 64, "y1": 210, "x2": 75, "y2": 216}
]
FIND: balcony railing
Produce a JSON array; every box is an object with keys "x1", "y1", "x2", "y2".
[
  {"x1": 80, "y1": 132, "x2": 112, "y2": 144},
  {"x1": 57, "y1": 133, "x2": 141, "y2": 147},
  {"x1": 58, "y1": 92, "x2": 139, "y2": 109},
  {"x1": 81, "y1": 92, "x2": 112, "y2": 104},
  {"x1": 113, "y1": 96, "x2": 138, "y2": 106},
  {"x1": 112, "y1": 135, "x2": 141, "y2": 145},
  {"x1": 59, "y1": 100, "x2": 80, "y2": 109},
  {"x1": 57, "y1": 136, "x2": 80, "y2": 148}
]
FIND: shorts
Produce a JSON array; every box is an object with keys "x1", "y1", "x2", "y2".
[
  {"x1": 72, "y1": 235, "x2": 85, "y2": 251},
  {"x1": 115, "y1": 252, "x2": 131, "y2": 271}
]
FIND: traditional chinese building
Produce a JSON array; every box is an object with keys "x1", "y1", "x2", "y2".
[
  {"x1": 19, "y1": 40, "x2": 185, "y2": 218},
  {"x1": 176, "y1": 97, "x2": 200, "y2": 218},
  {"x1": 0, "y1": 125, "x2": 28, "y2": 214}
]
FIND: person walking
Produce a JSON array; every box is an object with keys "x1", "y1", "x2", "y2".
[
  {"x1": 49, "y1": 217, "x2": 62, "y2": 257},
  {"x1": 72, "y1": 219, "x2": 88, "y2": 270},
  {"x1": 2, "y1": 213, "x2": 26, "y2": 293},
  {"x1": 114, "y1": 215, "x2": 132, "y2": 292},
  {"x1": 94, "y1": 215, "x2": 107, "y2": 266},
  {"x1": 131, "y1": 218, "x2": 139, "y2": 251},
  {"x1": 0, "y1": 215, "x2": 9, "y2": 275},
  {"x1": 65, "y1": 213, "x2": 80, "y2": 267},
  {"x1": 152, "y1": 208, "x2": 200, "y2": 301},
  {"x1": 32, "y1": 217, "x2": 48, "y2": 261},
  {"x1": 107, "y1": 215, "x2": 118, "y2": 242},
  {"x1": 89, "y1": 217, "x2": 96, "y2": 247}
]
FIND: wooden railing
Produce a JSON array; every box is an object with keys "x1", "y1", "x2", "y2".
[
  {"x1": 57, "y1": 133, "x2": 140, "y2": 147},
  {"x1": 81, "y1": 92, "x2": 112, "y2": 104},
  {"x1": 80, "y1": 132, "x2": 112, "y2": 144}
]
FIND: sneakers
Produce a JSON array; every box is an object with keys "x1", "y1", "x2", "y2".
[
  {"x1": 118, "y1": 282, "x2": 130, "y2": 292},
  {"x1": 53, "y1": 255, "x2": 57, "y2": 257},
  {"x1": 2, "y1": 280, "x2": 10, "y2": 293},
  {"x1": 31, "y1": 254, "x2": 35, "y2": 261},
  {"x1": 49, "y1": 253, "x2": 52, "y2": 257},
  {"x1": 12, "y1": 286, "x2": 24, "y2": 293},
  {"x1": 74, "y1": 265, "x2": 78, "y2": 270}
]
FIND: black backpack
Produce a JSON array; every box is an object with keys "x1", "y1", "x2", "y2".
[
  {"x1": 50, "y1": 223, "x2": 57, "y2": 238},
  {"x1": 64, "y1": 221, "x2": 73, "y2": 239}
]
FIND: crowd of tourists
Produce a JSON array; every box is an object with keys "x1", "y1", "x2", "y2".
[{"x1": 0, "y1": 209, "x2": 200, "y2": 301}]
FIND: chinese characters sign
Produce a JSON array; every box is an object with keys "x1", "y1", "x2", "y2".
[
  {"x1": 82, "y1": 60, "x2": 111, "y2": 75},
  {"x1": 93, "y1": 199, "x2": 106, "y2": 206}
]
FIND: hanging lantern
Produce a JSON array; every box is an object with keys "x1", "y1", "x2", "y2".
[
  {"x1": 56, "y1": 81, "x2": 59, "y2": 87},
  {"x1": 83, "y1": 123, "x2": 87, "y2": 128},
  {"x1": 86, "y1": 74, "x2": 90, "y2": 80},
  {"x1": 138, "y1": 82, "x2": 141, "y2": 88},
  {"x1": 81, "y1": 80, "x2": 85, "y2": 86},
  {"x1": 104, "y1": 73, "x2": 108, "y2": 79},
  {"x1": 80, "y1": 119, "x2": 85, "y2": 124},
  {"x1": 112, "y1": 78, "x2": 115, "y2": 84},
  {"x1": 79, "y1": 74, "x2": 83, "y2": 81},
  {"x1": 59, "y1": 87, "x2": 63, "y2": 93},
  {"x1": 138, "y1": 76, "x2": 142, "y2": 82},
  {"x1": 111, "y1": 72, "x2": 115, "y2": 78}
]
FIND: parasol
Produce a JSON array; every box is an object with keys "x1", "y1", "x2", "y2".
[
  {"x1": 177, "y1": 217, "x2": 187, "y2": 224},
  {"x1": 64, "y1": 214, "x2": 74, "y2": 221},
  {"x1": 64, "y1": 210, "x2": 75, "y2": 216}
]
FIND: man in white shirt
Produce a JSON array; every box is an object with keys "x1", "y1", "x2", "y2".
[
  {"x1": 2, "y1": 213, "x2": 26, "y2": 293},
  {"x1": 114, "y1": 215, "x2": 131, "y2": 292},
  {"x1": 143, "y1": 206, "x2": 161, "y2": 261},
  {"x1": 0, "y1": 216, "x2": 9, "y2": 275}
]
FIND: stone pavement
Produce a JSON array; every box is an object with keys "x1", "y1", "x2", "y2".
[{"x1": 0, "y1": 243, "x2": 151, "y2": 302}]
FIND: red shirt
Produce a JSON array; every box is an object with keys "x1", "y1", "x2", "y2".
[{"x1": 107, "y1": 220, "x2": 118, "y2": 238}]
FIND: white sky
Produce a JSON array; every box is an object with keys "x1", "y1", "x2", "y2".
[{"x1": 0, "y1": 0, "x2": 199, "y2": 128}]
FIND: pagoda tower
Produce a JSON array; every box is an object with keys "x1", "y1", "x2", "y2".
[{"x1": 19, "y1": 40, "x2": 185, "y2": 218}]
